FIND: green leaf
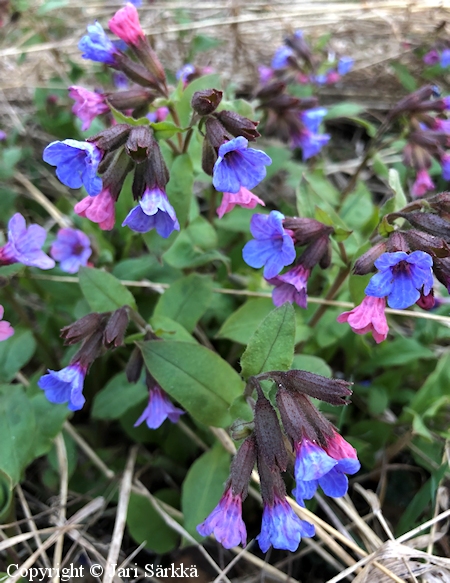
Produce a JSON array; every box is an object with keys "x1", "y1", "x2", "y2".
[
  {"x1": 150, "y1": 120, "x2": 186, "y2": 141},
  {"x1": 92, "y1": 372, "x2": 148, "y2": 420},
  {"x1": 78, "y1": 267, "x2": 137, "y2": 311},
  {"x1": 0, "y1": 329, "x2": 36, "y2": 382},
  {"x1": 154, "y1": 273, "x2": 213, "y2": 333},
  {"x1": 0, "y1": 385, "x2": 36, "y2": 485},
  {"x1": 217, "y1": 298, "x2": 274, "y2": 344},
  {"x1": 107, "y1": 102, "x2": 150, "y2": 127},
  {"x1": 163, "y1": 216, "x2": 228, "y2": 269},
  {"x1": 167, "y1": 153, "x2": 193, "y2": 227},
  {"x1": 127, "y1": 490, "x2": 179, "y2": 553},
  {"x1": 182, "y1": 443, "x2": 230, "y2": 539},
  {"x1": 140, "y1": 340, "x2": 245, "y2": 427},
  {"x1": 380, "y1": 168, "x2": 408, "y2": 216},
  {"x1": 150, "y1": 315, "x2": 197, "y2": 344},
  {"x1": 325, "y1": 102, "x2": 365, "y2": 119},
  {"x1": 390, "y1": 62, "x2": 417, "y2": 92},
  {"x1": 291, "y1": 355, "x2": 332, "y2": 378},
  {"x1": 29, "y1": 393, "x2": 69, "y2": 459},
  {"x1": 240, "y1": 303, "x2": 296, "y2": 379}
]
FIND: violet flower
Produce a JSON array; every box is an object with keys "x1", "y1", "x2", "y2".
[
  {"x1": 43, "y1": 139, "x2": 103, "y2": 196},
  {"x1": 50, "y1": 228, "x2": 92, "y2": 274},
  {"x1": 197, "y1": 486, "x2": 247, "y2": 549},
  {"x1": 365, "y1": 251, "x2": 434, "y2": 310},
  {"x1": 0, "y1": 213, "x2": 55, "y2": 270},
  {"x1": 68, "y1": 86, "x2": 109, "y2": 131},
  {"x1": 411, "y1": 169, "x2": 435, "y2": 198},
  {"x1": 38, "y1": 362, "x2": 88, "y2": 411},
  {"x1": 212, "y1": 136, "x2": 272, "y2": 194},
  {"x1": 268, "y1": 264, "x2": 310, "y2": 308},
  {"x1": 134, "y1": 385, "x2": 184, "y2": 429},
  {"x1": 122, "y1": 187, "x2": 180, "y2": 237},
  {"x1": 242, "y1": 211, "x2": 296, "y2": 279}
]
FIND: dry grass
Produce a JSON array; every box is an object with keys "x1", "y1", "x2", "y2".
[{"x1": 1, "y1": 1, "x2": 450, "y2": 581}]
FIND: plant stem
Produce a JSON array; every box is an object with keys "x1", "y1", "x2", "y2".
[{"x1": 307, "y1": 265, "x2": 351, "y2": 329}]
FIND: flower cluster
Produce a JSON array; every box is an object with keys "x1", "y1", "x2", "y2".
[
  {"x1": 243, "y1": 212, "x2": 333, "y2": 307},
  {"x1": 261, "y1": 30, "x2": 353, "y2": 87},
  {"x1": 339, "y1": 198, "x2": 450, "y2": 342},
  {"x1": 423, "y1": 47, "x2": 450, "y2": 69},
  {"x1": 38, "y1": 308, "x2": 130, "y2": 410},
  {"x1": 388, "y1": 85, "x2": 450, "y2": 197},
  {"x1": 256, "y1": 82, "x2": 330, "y2": 159},
  {"x1": 197, "y1": 370, "x2": 359, "y2": 553}
]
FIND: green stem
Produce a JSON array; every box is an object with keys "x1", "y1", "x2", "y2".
[{"x1": 307, "y1": 265, "x2": 351, "y2": 329}]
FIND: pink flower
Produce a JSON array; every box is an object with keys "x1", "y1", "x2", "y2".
[
  {"x1": 108, "y1": 3, "x2": 144, "y2": 46},
  {"x1": 68, "y1": 86, "x2": 109, "y2": 131},
  {"x1": 325, "y1": 431, "x2": 359, "y2": 461},
  {"x1": 411, "y1": 169, "x2": 435, "y2": 198},
  {"x1": 0, "y1": 306, "x2": 14, "y2": 342},
  {"x1": 74, "y1": 188, "x2": 115, "y2": 230},
  {"x1": 216, "y1": 187, "x2": 265, "y2": 219},
  {"x1": 337, "y1": 295, "x2": 388, "y2": 343}
]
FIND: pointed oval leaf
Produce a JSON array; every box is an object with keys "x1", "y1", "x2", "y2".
[
  {"x1": 240, "y1": 303, "x2": 295, "y2": 379},
  {"x1": 140, "y1": 340, "x2": 244, "y2": 427},
  {"x1": 78, "y1": 266, "x2": 137, "y2": 312}
]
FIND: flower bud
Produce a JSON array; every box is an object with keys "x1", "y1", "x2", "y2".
[
  {"x1": 256, "y1": 81, "x2": 286, "y2": 101},
  {"x1": 428, "y1": 191, "x2": 450, "y2": 213},
  {"x1": 389, "y1": 85, "x2": 439, "y2": 118},
  {"x1": 126, "y1": 126, "x2": 154, "y2": 163},
  {"x1": 102, "y1": 148, "x2": 134, "y2": 199},
  {"x1": 353, "y1": 242, "x2": 387, "y2": 275},
  {"x1": 416, "y1": 290, "x2": 435, "y2": 310},
  {"x1": 103, "y1": 307, "x2": 129, "y2": 347},
  {"x1": 215, "y1": 110, "x2": 260, "y2": 141},
  {"x1": 403, "y1": 229, "x2": 450, "y2": 258},
  {"x1": 106, "y1": 88, "x2": 156, "y2": 111},
  {"x1": 126, "y1": 346, "x2": 144, "y2": 383},
  {"x1": 201, "y1": 136, "x2": 217, "y2": 176},
  {"x1": 271, "y1": 370, "x2": 352, "y2": 405},
  {"x1": 386, "y1": 231, "x2": 410, "y2": 252},
  {"x1": 88, "y1": 124, "x2": 131, "y2": 153},
  {"x1": 229, "y1": 435, "x2": 256, "y2": 498},
  {"x1": 433, "y1": 257, "x2": 450, "y2": 292},
  {"x1": 191, "y1": 89, "x2": 223, "y2": 116},
  {"x1": 147, "y1": 138, "x2": 169, "y2": 188},
  {"x1": 112, "y1": 52, "x2": 162, "y2": 90},
  {"x1": 403, "y1": 212, "x2": 450, "y2": 240},
  {"x1": 283, "y1": 217, "x2": 332, "y2": 246},
  {"x1": 204, "y1": 117, "x2": 232, "y2": 149},
  {"x1": 60, "y1": 313, "x2": 105, "y2": 345},
  {"x1": 254, "y1": 384, "x2": 288, "y2": 472},
  {"x1": 73, "y1": 330, "x2": 104, "y2": 368},
  {"x1": 299, "y1": 234, "x2": 330, "y2": 270}
]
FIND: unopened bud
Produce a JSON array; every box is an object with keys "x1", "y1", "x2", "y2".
[
  {"x1": 113, "y1": 52, "x2": 163, "y2": 91},
  {"x1": 204, "y1": 117, "x2": 232, "y2": 149},
  {"x1": 353, "y1": 242, "x2": 387, "y2": 275},
  {"x1": 88, "y1": 124, "x2": 131, "y2": 153},
  {"x1": 416, "y1": 290, "x2": 435, "y2": 310},
  {"x1": 254, "y1": 384, "x2": 288, "y2": 472},
  {"x1": 147, "y1": 139, "x2": 169, "y2": 188},
  {"x1": 73, "y1": 330, "x2": 104, "y2": 368},
  {"x1": 433, "y1": 257, "x2": 450, "y2": 292},
  {"x1": 386, "y1": 231, "x2": 410, "y2": 253},
  {"x1": 299, "y1": 234, "x2": 330, "y2": 270},
  {"x1": 202, "y1": 136, "x2": 217, "y2": 176},
  {"x1": 403, "y1": 212, "x2": 450, "y2": 240},
  {"x1": 283, "y1": 217, "x2": 331, "y2": 245},
  {"x1": 389, "y1": 85, "x2": 438, "y2": 118},
  {"x1": 403, "y1": 229, "x2": 450, "y2": 258},
  {"x1": 126, "y1": 126, "x2": 154, "y2": 163},
  {"x1": 229, "y1": 435, "x2": 256, "y2": 498},
  {"x1": 215, "y1": 110, "x2": 260, "y2": 141},
  {"x1": 131, "y1": 36, "x2": 166, "y2": 87},
  {"x1": 271, "y1": 370, "x2": 352, "y2": 406},
  {"x1": 102, "y1": 149, "x2": 134, "y2": 199},
  {"x1": 104, "y1": 307, "x2": 129, "y2": 348},
  {"x1": 191, "y1": 89, "x2": 223, "y2": 116},
  {"x1": 106, "y1": 88, "x2": 156, "y2": 111},
  {"x1": 61, "y1": 313, "x2": 105, "y2": 345},
  {"x1": 126, "y1": 346, "x2": 144, "y2": 383}
]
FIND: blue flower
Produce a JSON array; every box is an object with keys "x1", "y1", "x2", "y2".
[
  {"x1": 50, "y1": 228, "x2": 92, "y2": 274},
  {"x1": 243, "y1": 211, "x2": 296, "y2": 279},
  {"x1": 197, "y1": 487, "x2": 247, "y2": 549},
  {"x1": 271, "y1": 46, "x2": 294, "y2": 69},
  {"x1": 122, "y1": 187, "x2": 180, "y2": 238},
  {"x1": 442, "y1": 154, "x2": 450, "y2": 180},
  {"x1": 38, "y1": 362, "x2": 87, "y2": 411},
  {"x1": 78, "y1": 21, "x2": 119, "y2": 65},
  {"x1": 301, "y1": 108, "x2": 328, "y2": 134},
  {"x1": 176, "y1": 63, "x2": 196, "y2": 83},
  {"x1": 257, "y1": 495, "x2": 315, "y2": 553},
  {"x1": 212, "y1": 136, "x2": 271, "y2": 194},
  {"x1": 441, "y1": 49, "x2": 450, "y2": 68},
  {"x1": 292, "y1": 128, "x2": 330, "y2": 160},
  {"x1": 134, "y1": 386, "x2": 184, "y2": 429},
  {"x1": 292, "y1": 438, "x2": 360, "y2": 504},
  {"x1": 0, "y1": 213, "x2": 55, "y2": 270},
  {"x1": 268, "y1": 264, "x2": 310, "y2": 308},
  {"x1": 43, "y1": 139, "x2": 102, "y2": 196},
  {"x1": 337, "y1": 56, "x2": 354, "y2": 76},
  {"x1": 365, "y1": 251, "x2": 434, "y2": 310}
]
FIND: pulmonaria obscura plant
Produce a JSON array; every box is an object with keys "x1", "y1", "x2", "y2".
[{"x1": 4, "y1": 0, "x2": 450, "y2": 575}]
